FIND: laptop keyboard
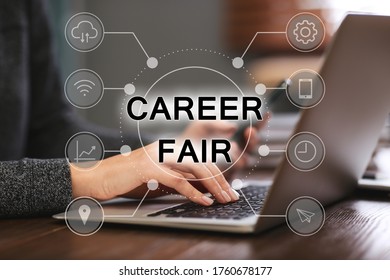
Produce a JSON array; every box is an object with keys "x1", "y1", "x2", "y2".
[{"x1": 147, "y1": 185, "x2": 268, "y2": 220}]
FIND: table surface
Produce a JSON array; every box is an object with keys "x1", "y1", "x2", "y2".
[{"x1": 1, "y1": 189, "x2": 390, "y2": 260}]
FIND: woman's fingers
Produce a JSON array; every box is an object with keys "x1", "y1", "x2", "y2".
[
  {"x1": 205, "y1": 162, "x2": 240, "y2": 201},
  {"x1": 182, "y1": 163, "x2": 228, "y2": 203},
  {"x1": 187, "y1": 162, "x2": 237, "y2": 203},
  {"x1": 198, "y1": 164, "x2": 232, "y2": 203},
  {"x1": 156, "y1": 167, "x2": 214, "y2": 206},
  {"x1": 169, "y1": 160, "x2": 235, "y2": 203}
]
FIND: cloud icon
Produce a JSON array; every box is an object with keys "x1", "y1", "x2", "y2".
[{"x1": 71, "y1": 21, "x2": 98, "y2": 43}]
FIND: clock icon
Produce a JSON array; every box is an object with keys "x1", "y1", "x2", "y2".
[
  {"x1": 294, "y1": 140, "x2": 317, "y2": 163},
  {"x1": 286, "y1": 132, "x2": 325, "y2": 171}
]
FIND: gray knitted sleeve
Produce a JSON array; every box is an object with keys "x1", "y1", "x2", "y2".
[{"x1": 0, "y1": 158, "x2": 73, "y2": 218}]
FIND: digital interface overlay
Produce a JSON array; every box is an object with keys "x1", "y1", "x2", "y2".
[{"x1": 63, "y1": 12, "x2": 327, "y2": 237}]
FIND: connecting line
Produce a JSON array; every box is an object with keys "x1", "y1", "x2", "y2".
[
  {"x1": 241, "y1": 32, "x2": 286, "y2": 59},
  {"x1": 104, "y1": 150, "x2": 120, "y2": 153},
  {"x1": 266, "y1": 87, "x2": 287, "y2": 91},
  {"x1": 104, "y1": 87, "x2": 123, "y2": 91},
  {"x1": 269, "y1": 149, "x2": 286, "y2": 153},
  {"x1": 104, "y1": 31, "x2": 150, "y2": 58},
  {"x1": 240, "y1": 190, "x2": 285, "y2": 218},
  {"x1": 104, "y1": 189, "x2": 150, "y2": 218}
]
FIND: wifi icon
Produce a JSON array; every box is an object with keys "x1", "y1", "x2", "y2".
[
  {"x1": 74, "y1": 80, "x2": 96, "y2": 96},
  {"x1": 65, "y1": 69, "x2": 104, "y2": 109}
]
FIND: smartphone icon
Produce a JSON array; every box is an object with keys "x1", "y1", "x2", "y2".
[{"x1": 299, "y1": 78, "x2": 313, "y2": 99}]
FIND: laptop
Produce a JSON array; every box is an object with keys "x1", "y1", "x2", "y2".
[{"x1": 54, "y1": 14, "x2": 390, "y2": 234}]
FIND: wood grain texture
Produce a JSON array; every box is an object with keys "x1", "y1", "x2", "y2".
[{"x1": 1, "y1": 192, "x2": 390, "y2": 260}]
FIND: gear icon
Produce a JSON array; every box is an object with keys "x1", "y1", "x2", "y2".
[{"x1": 293, "y1": 20, "x2": 318, "y2": 45}]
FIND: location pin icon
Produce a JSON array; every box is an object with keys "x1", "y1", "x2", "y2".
[{"x1": 79, "y1": 205, "x2": 91, "y2": 225}]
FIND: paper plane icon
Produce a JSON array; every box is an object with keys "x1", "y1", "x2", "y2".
[{"x1": 296, "y1": 208, "x2": 315, "y2": 223}]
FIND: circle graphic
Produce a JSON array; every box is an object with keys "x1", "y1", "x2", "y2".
[
  {"x1": 120, "y1": 145, "x2": 132, "y2": 156},
  {"x1": 64, "y1": 69, "x2": 104, "y2": 109},
  {"x1": 286, "y1": 69, "x2": 325, "y2": 109},
  {"x1": 65, "y1": 12, "x2": 105, "y2": 52},
  {"x1": 65, "y1": 197, "x2": 104, "y2": 236},
  {"x1": 258, "y1": 145, "x2": 270, "y2": 157},
  {"x1": 255, "y1": 83, "x2": 267, "y2": 95},
  {"x1": 285, "y1": 196, "x2": 325, "y2": 236},
  {"x1": 65, "y1": 132, "x2": 105, "y2": 170},
  {"x1": 119, "y1": 49, "x2": 271, "y2": 186},
  {"x1": 136, "y1": 66, "x2": 252, "y2": 180},
  {"x1": 286, "y1": 132, "x2": 325, "y2": 171},
  {"x1": 232, "y1": 57, "x2": 244, "y2": 69},
  {"x1": 286, "y1": 13, "x2": 326, "y2": 52},
  {"x1": 147, "y1": 179, "x2": 159, "y2": 191},
  {"x1": 232, "y1": 179, "x2": 244, "y2": 190},
  {"x1": 147, "y1": 57, "x2": 159, "y2": 69},
  {"x1": 124, "y1": 83, "x2": 136, "y2": 95}
]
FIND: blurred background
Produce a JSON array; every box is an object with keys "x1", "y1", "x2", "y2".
[
  {"x1": 50, "y1": 0, "x2": 390, "y2": 126},
  {"x1": 49, "y1": 0, "x2": 390, "y2": 170}
]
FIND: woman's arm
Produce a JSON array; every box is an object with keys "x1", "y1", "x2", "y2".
[{"x1": 0, "y1": 159, "x2": 72, "y2": 217}]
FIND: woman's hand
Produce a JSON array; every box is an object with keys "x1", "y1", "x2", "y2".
[
  {"x1": 70, "y1": 117, "x2": 268, "y2": 205},
  {"x1": 70, "y1": 141, "x2": 240, "y2": 206}
]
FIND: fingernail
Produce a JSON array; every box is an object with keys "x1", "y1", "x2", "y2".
[
  {"x1": 229, "y1": 188, "x2": 240, "y2": 200},
  {"x1": 201, "y1": 195, "x2": 214, "y2": 206},
  {"x1": 221, "y1": 191, "x2": 232, "y2": 202}
]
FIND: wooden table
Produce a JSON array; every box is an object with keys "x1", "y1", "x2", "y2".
[{"x1": 1, "y1": 190, "x2": 390, "y2": 260}]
